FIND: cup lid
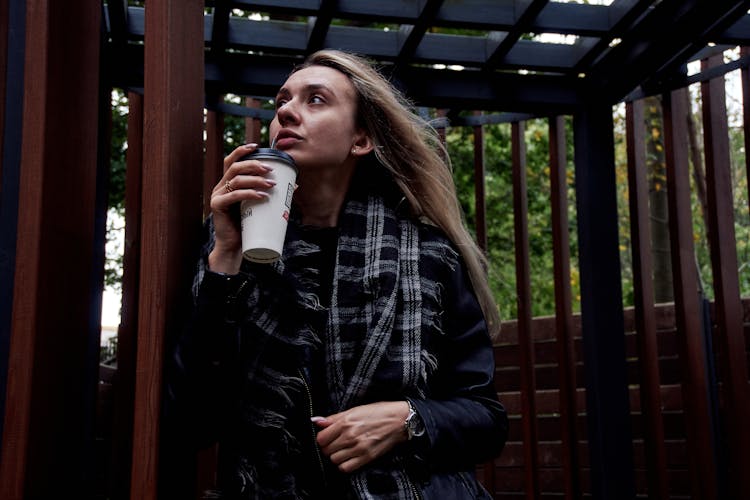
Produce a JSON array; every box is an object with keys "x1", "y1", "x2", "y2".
[{"x1": 240, "y1": 148, "x2": 297, "y2": 172}]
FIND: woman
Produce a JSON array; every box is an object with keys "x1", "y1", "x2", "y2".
[{"x1": 171, "y1": 49, "x2": 507, "y2": 499}]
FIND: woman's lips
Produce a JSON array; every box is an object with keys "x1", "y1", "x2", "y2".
[{"x1": 274, "y1": 136, "x2": 300, "y2": 149}]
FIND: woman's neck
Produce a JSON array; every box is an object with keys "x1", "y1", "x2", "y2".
[{"x1": 294, "y1": 164, "x2": 356, "y2": 227}]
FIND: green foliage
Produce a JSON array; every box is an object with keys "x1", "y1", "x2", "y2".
[{"x1": 447, "y1": 117, "x2": 580, "y2": 320}]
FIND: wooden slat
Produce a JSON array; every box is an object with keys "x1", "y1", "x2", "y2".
[
  {"x1": 625, "y1": 99, "x2": 669, "y2": 499},
  {"x1": 0, "y1": 1, "x2": 102, "y2": 497},
  {"x1": 700, "y1": 54, "x2": 750, "y2": 499},
  {"x1": 662, "y1": 87, "x2": 719, "y2": 500},
  {"x1": 108, "y1": 91, "x2": 144, "y2": 498},
  {"x1": 244, "y1": 96, "x2": 262, "y2": 145},
  {"x1": 743, "y1": 47, "x2": 750, "y2": 217},
  {"x1": 0, "y1": 0, "x2": 7, "y2": 188},
  {"x1": 130, "y1": 2, "x2": 205, "y2": 499},
  {"x1": 473, "y1": 111, "x2": 487, "y2": 251},
  {"x1": 511, "y1": 121, "x2": 540, "y2": 500},
  {"x1": 548, "y1": 115, "x2": 580, "y2": 499},
  {"x1": 204, "y1": 109, "x2": 224, "y2": 219},
  {"x1": 470, "y1": 109, "x2": 493, "y2": 500}
]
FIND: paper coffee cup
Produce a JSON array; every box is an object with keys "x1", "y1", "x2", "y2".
[{"x1": 239, "y1": 148, "x2": 298, "y2": 263}]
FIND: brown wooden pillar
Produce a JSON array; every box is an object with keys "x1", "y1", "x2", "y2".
[
  {"x1": 548, "y1": 115, "x2": 580, "y2": 500},
  {"x1": 245, "y1": 97, "x2": 262, "y2": 145},
  {"x1": 204, "y1": 108, "x2": 224, "y2": 218},
  {"x1": 130, "y1": 1, "x2": 205, "y2": 499},
  {"x1": 106, "y1": 91, "x2": 144, "y2": 499},
  {"x1": 700, "y1": 55, "x2": 750, "y2": 500},
  {"x1": 0, "y1": 0, "x2": 7, "y2": 183},
  {"x1": 512, "y1": 121, "x2": 540, "y2": 500},
  {"x1": 472, "y1": 111, "x2": 487, "y2": 252},
  {"x1": 662, "y1": 87, "x2": 718, "y2": 500},
  {"x1": 625, "y1": 99, "x2": 669, "y2": 499},
  {"x1": 0, "y1": 0, "x2": 103, "y2": 497},
  {"x1": 742, "y1": 47, "x2": 750, "y2": 216}
]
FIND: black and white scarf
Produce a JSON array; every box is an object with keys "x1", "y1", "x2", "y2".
[{"x1": 195, "y1": 166, "x2": 458, "y2": 499}]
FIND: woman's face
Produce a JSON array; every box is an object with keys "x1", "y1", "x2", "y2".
[{"x1": 269, "y1": 65, "x2": 366, "y2": 172}]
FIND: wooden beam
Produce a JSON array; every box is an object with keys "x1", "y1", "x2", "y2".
[
  {"x1": 472, "y1": 111, "x2": 487, "y2": 252},
  {"x1": 511, "y1": 121, "x2": 540, "y2": 500},
  {"x1": 130, "y1": 1, "x2": 205, "y2": 498},
  {"x1": 573, "y1": 100, "x2": 635, "y2": 499},
  {"x1": 700, "y1": 54, "x2": 750, "y2": 500},
  {"x1": 0, "y1": 0, "x2": 102, "y2": 496},
  {"x1": 204, "y1": 107, "x2": 224, "y2": 220},
  {"x1": 625, "y1": 99, "x2": 669, "y2": 499},
  {"x1": 548, "y1": 115, "x2": 581, "y2": 500},
  {"x1": 742, "y1": 47, "x2": 750, "y2": 218},
  {"x1": 0, "y1": 0, "x2": 25, "y2": 442},
  {"x1": 108, "y1": 91, "x2": 144, "y2": 498},
  {"x1": 662, "y1": 87, "x2": 719, "y2": 500}
]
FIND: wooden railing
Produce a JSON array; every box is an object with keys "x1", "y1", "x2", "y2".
[{"x1": 480, "y1": 299, "x2": 750, "y2": 498}]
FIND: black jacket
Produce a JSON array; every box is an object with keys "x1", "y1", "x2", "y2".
[{"x1": 166, "y1": 223, "x2": 507, "y2": 499}]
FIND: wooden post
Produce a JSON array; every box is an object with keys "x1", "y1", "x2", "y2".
[
  {"x1": 130, "y1": 1, "x2": 205, "y2": 498},
  {"x1": 549, "y1": 115, "x2": 581, "y2": 500},
  {"x1": 742, "y1": 47, "x2": 750, "y2": 216},
  {"x1": 625, "y1": 99, "x2": 669, "y2": 499},
  {"x1": 0, "y1": 0, "x2": 102, "y2": 497},
  {"x1": 662, "y1": 88, "x2": 718, "y2": 500},
  {"x1": 512, "y1": 121, "x2": 540, "y2": 500},
  {"x1": 700, "y1": 55, "x2": 750, "y2": 500},
  {"x1": 204, "y1": 108, "x2": 224, "y2": 219},
  {"x1": 573, "y1": 100, "x2": 635, "y2": 499},
  {"x1": 472, "y1": 111, "x2": 487, "y2": 252},
  {"x1": 245, "y1": 96, "x2": 262, "y2": 145}
]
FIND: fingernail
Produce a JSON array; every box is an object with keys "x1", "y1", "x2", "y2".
[
  {"x1": 261, "y1": 163, "x2": 274, "y2": 171},
  {"x1": 310, "y1": 416, "x2": 325, "y2": 423},
  {"x1": 256, "y1": 191, "x2": 269, "y2": 198},
  {"x1": 244, "y1": 143, "x2": 258, "y2": 149},
  {"x1": 266, "y1": 179, "x2": 277, "y2": 186}
]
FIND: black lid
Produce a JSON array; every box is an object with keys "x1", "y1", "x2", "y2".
[{"x1": 240, "y1": 148, "x2": 297, "y2": 172}]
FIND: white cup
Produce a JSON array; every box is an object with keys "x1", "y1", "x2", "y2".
[{"x1": 239, "y1": 148, "x2": 298, "y2": 263}]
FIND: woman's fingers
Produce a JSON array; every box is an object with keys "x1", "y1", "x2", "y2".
[
  {"x1": 222, "y1": 142, "x2": 258, "y2": 172},
  {"x1": 211, "y1": 149, "x2": 277, "y2": 211},
  {"x1": 313, "y1": 402, "x2": 409, "y2": 472}
]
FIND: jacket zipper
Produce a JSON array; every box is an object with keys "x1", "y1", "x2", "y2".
[
  {"x1": 406, "y1": 475, "x2": 422, "y2": 500},
  {"x1": 396, "y1": 455, "x2": 422, "y2": 500},
  {"x1": 298, "y1": 369, "x2": 327, "y2": 484}
]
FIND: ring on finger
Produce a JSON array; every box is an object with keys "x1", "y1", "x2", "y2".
[{"x1": 225, "y1": 180, "x2": 234, "y2": 193}]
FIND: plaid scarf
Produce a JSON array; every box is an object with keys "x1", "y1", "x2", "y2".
[{"x1": 196, "y1": 167, "x2": 458, "y2": 499}]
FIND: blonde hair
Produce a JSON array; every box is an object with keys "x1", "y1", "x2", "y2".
[{"x1": 295, "y1": 50, "x2": 500, "y2": 338}]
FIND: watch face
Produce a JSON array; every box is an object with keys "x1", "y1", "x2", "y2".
[{"x1": 407, "y1": 411, "x2": 425, "y2": 439}]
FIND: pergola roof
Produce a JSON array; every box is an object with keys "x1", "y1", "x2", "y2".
[{"x1": 104, "y1": 0, "x2": 750, "y2": 116}]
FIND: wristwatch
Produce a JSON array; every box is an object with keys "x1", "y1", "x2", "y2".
[{"x1": 404, "y1": 399, "x2": 425, "y2": 440}]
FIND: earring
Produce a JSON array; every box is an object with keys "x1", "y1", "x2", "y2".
[{"x1": 351, "y1": 146, "x2": 358, "y2": 154}]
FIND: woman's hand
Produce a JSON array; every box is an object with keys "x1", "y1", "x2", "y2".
[
  {"x1": 312, "y1": 401, "x2": 410, "y2": 473},
  {"x1": 208, "y1": 143, "x2": 276, "y2": 274}
]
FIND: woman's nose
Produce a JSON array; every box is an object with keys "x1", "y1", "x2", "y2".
[{"x1": 276, "y1": 100, "x2": 299, "y2": 126}]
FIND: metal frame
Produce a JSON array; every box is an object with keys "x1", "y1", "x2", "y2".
[{"x1": 103, "y1": 0, "x2": 750, "y2": 111}]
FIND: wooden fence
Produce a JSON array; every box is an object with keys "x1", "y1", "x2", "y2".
[{"x1": 479, "y1": 299, "x2": 750, "y2": 498}]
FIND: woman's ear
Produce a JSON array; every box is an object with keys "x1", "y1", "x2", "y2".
[{"x1": 351, "y1": 132, "x2": 374, "y2": 157}]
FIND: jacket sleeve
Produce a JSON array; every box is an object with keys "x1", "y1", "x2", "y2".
[{"x1": 409, "y1": 258, "x2": 508, "y2": 471}]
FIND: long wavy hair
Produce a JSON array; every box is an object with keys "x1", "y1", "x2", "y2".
[{"x1": 292, "y1": 49, "x2": 500, "y2": 337}]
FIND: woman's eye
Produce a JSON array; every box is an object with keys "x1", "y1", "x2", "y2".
[
  {"x1": 309, "y1": 95, "x2": 324, "y2": 104},
  {"x1": 275, "y1": 99, "x2": 288, "y2": 108}
]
